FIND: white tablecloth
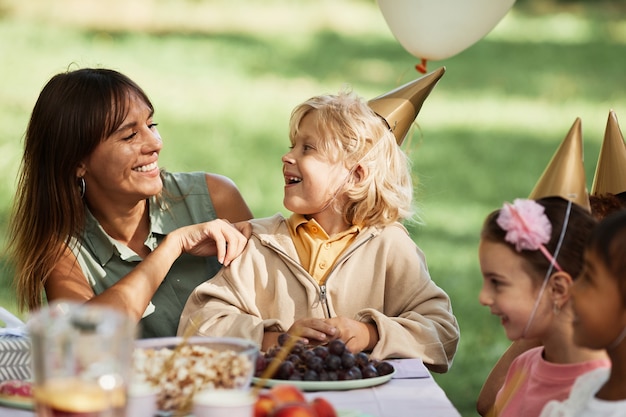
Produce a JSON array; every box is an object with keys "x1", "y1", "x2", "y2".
[
  {"x1": 0, "y1": 406, "x2": 31, "y2": 417},
  {"x1": 303, "y1": 358, "x2": 461, "y2": 417},
  {"x1": 0, "y1": 358, "x2": 460, "y2": 417}
]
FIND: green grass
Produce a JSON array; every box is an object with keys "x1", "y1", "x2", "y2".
[{"x1": 1, "y1": 1, "x2": 625, "y2": 416}]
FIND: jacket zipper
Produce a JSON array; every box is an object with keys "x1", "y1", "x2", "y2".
[
  {"x1": 317, "y1": 233, "x2": 376, "y2": 318},
  {"x1": 262, "y1": 231, "x2": 376, "y2": 319},
  {"x1": 319, "y1": 284, "x2": 331, "y2": 318}
]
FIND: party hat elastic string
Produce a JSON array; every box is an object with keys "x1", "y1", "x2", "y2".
[
  {"x1": 521, "y1": 200, "x2": 572, "y2": 338},
  {"x1": 607, "y1": 326, "x2": 626, "y2": 351}
]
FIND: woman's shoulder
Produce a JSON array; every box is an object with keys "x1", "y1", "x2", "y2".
[
  {"x1": 161, "y1": 171, "x2": 207, "y2": 193},
  {"x1": 158, "y1": 171, "x2": 209, "y2": 200},
  {"x1": 155, "y1": 171, "x2": 217, "y2": 223}
]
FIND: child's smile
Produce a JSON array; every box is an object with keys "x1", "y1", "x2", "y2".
[
  {"x1": 479, "y1": 240, "x2": 551, "y2": 341},
  {"x1": 281, "y1": 111, "x2": 351, "y2": 232},
  {"x1": 284, "y1": 174, "x2": 302, "y2": 185}
]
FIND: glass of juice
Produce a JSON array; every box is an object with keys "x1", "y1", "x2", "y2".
[{"x1": 28, "y1": 302, "x2": 136, "y2": 417}]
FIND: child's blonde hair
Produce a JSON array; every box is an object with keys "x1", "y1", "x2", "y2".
[{"x1": 289, "y1": 89, "x2": 415, "y2": 227}]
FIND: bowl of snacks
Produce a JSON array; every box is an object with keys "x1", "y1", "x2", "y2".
[{"x1": 133, "y1": 336, "x2": 259, "y2": 415}]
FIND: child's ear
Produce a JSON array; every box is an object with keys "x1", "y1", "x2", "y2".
[
  {"x1": 549, "y1": 271, "x2": 573, "y2": 307},
  {"x1": 352, "y1": 164, "x2": 366, "y2": 184}
]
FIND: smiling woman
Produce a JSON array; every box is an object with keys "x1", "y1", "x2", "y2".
[{"x1": 6, "y1": 67, "x2": 254, "y2": 338}]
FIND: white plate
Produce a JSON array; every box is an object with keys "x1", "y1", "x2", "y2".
[
  {"x1": 252, "y1": 369, "x2": 395, "y2": 392},
  {"x1": 155, "y1": 409, "x2": 372, "y2": 417},
  {"x1": 0, "y1": 394, "x2": 34, "y2": 410},
  {"x1": 337, "y1": 411, "x2": 377, "y2": 417}
]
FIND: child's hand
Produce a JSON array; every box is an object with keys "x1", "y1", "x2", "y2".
[
  {"x1": 324, "y1": 317, "x2": 379, "y2": 353},
  {"x1": 287, "y1": 318, "x2": 338, "y2": 345}
]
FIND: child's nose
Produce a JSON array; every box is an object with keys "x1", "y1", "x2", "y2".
[
  {"x1": 478, "y1": 286, "x2": 492, "y2": 307},
  {"x1": 282, "y1": 152, "x2": 294, "y2": 164}
]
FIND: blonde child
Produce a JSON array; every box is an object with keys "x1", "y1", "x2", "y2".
[
  {"x1": 540, "y1": 209, "x2": 626, "y2": 416},
  {"x1": 178, "y1": 89, "x2": 459, "y2": 372},
  {"x1": 478, "y1": 197, "x2": 610, "y2": 416}
]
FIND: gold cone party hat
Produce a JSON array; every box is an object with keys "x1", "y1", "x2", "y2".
[
  {"x1": 368, "y1": 66, "x2": 446, "y2": 145},
  {"x1": 591, "y1": 110, "x2": 626, "y2": 196},
  {"x1": 528, "y1": 117, "x2": 591, "y2": 212}
]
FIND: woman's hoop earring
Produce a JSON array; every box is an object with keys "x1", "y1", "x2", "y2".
[{"x1": 78, "y1": 177, "x2": 86, "y2": 198}]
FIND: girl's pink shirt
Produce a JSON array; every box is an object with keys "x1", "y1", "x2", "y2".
[{"x1": 494, "y1": 346, "x2": 610, "y2": 417}]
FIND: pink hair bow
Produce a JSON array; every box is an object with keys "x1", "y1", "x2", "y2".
[{"x1": 496, "y1": 198, "x2": 562, "y2": 272}]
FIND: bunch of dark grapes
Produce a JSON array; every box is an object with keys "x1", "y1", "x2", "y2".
[{"x1": 255, "y1": 333, "x2": 395, "y2": 382}]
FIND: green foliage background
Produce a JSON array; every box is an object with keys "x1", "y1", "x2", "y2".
[{"x1": 1, "y1": 1, "x2": 625, "y2": 416}]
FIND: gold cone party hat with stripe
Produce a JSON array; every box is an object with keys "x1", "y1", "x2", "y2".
[
  {"x1": 368, "y1": 66, "x2": 445, "y2": 145},
  {"x1": 591, "y1": 110, "x2": 626, "y2": 196},
  {"x1": 529, "y1": 117, "x2": 590, "y2": 211}
]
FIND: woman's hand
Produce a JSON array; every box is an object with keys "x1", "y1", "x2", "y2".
[
  {"x1": 47, "y1": 219, "x2": 251, "y2": 323},
  {"x1": 172, "y1": 219, "x2": 250, "y2": 266}
]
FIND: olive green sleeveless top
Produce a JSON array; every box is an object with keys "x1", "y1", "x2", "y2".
[{"x1": 72, "y1": 171, "x2": 222, "y2": 338}]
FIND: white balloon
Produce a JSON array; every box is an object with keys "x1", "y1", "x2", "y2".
[{"x1": 377, "y1": 0, "x2": 516, "y2": 62}]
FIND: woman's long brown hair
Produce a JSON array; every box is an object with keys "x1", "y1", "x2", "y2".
[{"x1": 8, "y1": 67, "x2": 153, "y2": 311}]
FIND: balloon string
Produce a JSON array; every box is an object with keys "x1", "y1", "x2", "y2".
[{"x1": 415, "y1": 58, "x2": 427, "y2": 74}]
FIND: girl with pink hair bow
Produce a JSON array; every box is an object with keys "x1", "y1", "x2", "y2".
[{"x1": 477, "y1": 197, "x2": 609, "y2": 417}]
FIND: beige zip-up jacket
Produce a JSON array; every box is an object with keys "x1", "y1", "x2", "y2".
[{"x1": 178, "y1": 213, "x2": 459, "y2": 373}]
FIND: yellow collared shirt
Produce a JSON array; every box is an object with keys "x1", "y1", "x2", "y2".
[{"x1": 286, "y1": 214, "x2": 360, "y2": 285}]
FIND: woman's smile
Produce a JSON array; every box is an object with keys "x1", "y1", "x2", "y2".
[{"x1": 133, "y1": 161, "x2": 159, "y2": 173}]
